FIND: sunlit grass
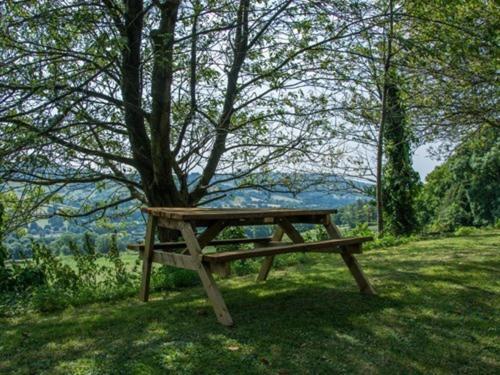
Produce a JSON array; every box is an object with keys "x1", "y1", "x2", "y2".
[{"x1": 1, "y1": 230, "x2": 499, "y2": 374}]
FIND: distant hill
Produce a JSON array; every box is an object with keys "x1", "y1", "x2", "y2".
[{"x1": 4, "y1": 173, "x2": 371, "y2": 255}]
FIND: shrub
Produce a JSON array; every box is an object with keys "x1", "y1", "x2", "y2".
[
  {"x1": 31, "y1": 286, "x2": 71, "y2": 313},
  {"x1": 1, "y1": 233, "x2": 143, "y2": 313},
  {"x1": 151, "y1": 266, "x2": 199, "y2": 290},
  {"x1": 302, "y1": 226, "x2": 328, "y2": 241},
  {"x1": 494, "y1": 218, "x2": 500, "y2": 229},
  {"x1": 232, "y1": 259, "x2": 260, "y2": 276},
  {"x1": 454, "y1": 226, "x2": 477, "y2": 236},
  {"x1": 344, "y1": 223, "x2": 375, "y2": 238}
]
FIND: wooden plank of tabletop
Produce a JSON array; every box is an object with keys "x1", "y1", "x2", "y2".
[{"x1": 141, "y1": 207, "x2": 337, "y2": 220}]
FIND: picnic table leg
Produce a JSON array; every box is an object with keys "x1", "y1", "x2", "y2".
[
  {"x1": 140, "y1": 215, "x2": 157, "y2": 302},
  {"x1": 180, "y1": 223, "x2": 234, "y2": 326},
  {"x1": 257, "y1": 226, "x2": 284, "y2": 281},
  {"x1": 257, "y1": 219, "x2": 305, "y2": 281},
  {"x1": 323, "y1": 217, "x2": 376, "y2": 295}
]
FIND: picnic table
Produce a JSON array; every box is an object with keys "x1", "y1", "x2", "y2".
[{"x1": 129, "y1": 207, "x2": 375, "y2": 326}]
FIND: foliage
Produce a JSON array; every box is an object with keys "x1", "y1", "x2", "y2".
[
  {"x1": 417, "y1": 126, "x2": 500, "y2": 231},
  {"x1": 1, "y1": 225, "x2": 326, "y2": 314},
  {"x1": 1, "y1": 232, "x2": 209, "y2": 314},
  {"x1": 405, "y1": 0, "x2": 499, "y2": 144},
  {"x1": 382, "y1": 78, "x2": 420, "y2": 235},
  {"x1": 152, "y1": 265, "x2": 200, "y2": 292},
  {"x1": 218, "y1": 226, "x2": 247, "y2": 251},
  {"x1": 342, "y1": 223, "x2": 415, "y2": 249},
  {"x1": 1, "y1": 230, "x2": 498, "y2": 374},
  {"x1": 344, "y1": 223, "x2": 374, "y2": 238},
  {"x1": 0, "y1": 0, "x2": 349, "y2": 221},
  {"x1": 333, "y1": 200, "x2": 377, "y2": 229},
  {"x1": 454, "y1": 226, "x2": 477, "y2": 237}
]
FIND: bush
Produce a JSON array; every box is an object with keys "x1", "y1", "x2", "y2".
[
  {"x1": 369, "y1": 234, "x2": 414, "y2": 249},
  {"x1": 151, "y1": 266, "x2": 199, "y2": 290},
  {"x1": 454, "y1": 226, "x2": 477, "y2": 236},
  {"x1": 341, "y1": 222, "x2": 417, "y2": 250},
  {"x1": 31, "y1": 287, "x2": 71, "y2": 313},
  {"x1": 302, "y1": 226, "x2": 328, "y2": 241},
  {"x1": 344, "y1": 223, "x2": 375, "y2": 238},
  {"x1": 1, "y1": 233, "x2": 142, "y2": 313},
  {"x1": 232, "y1": 259, "x2": 260, "y2": 276}
]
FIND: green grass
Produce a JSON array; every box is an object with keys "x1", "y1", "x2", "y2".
[{"x1": 1, "y1": 230, "x2": 499, "y2": 374}]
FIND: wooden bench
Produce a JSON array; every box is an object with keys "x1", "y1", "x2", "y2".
[
  {"x1": 127, "y1": 236, "x2": 274, "y2": 252},
  {"x1": 202, "y1": 236, "x2": 373, "y2": 262}
]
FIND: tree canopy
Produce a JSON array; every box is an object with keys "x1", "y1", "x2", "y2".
[
  {"x1": 0, "y1": 0, "x2": 497, "y2": 235},
  {"x1": 1, "y1": 1, "x2": 365, "y2": 215}
]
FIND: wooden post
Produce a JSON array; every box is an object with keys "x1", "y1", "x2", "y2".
[
  {"x1": 139, "y1": 215, "x2": 157, "y2": 302},
  {"x1": 180, "y1": 223, "x2": 234, "y2": 326},
  {"x1": 257, "y1": 220, "x2": 306, "y2": 281},
  {"x1": 323, "y1": 215, "x2": 376, "y2": 295},
  {"x1": 257, "y1": 226, "x2": 284, "y2": 281},
  {"x1": 340, "y1": 252, "x2": 376, "y2": 294}
]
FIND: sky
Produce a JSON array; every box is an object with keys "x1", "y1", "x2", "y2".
[{"x1": 413, "y1": 144, "x2": 442, "y2": 181}]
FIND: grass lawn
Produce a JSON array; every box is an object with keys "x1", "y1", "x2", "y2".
[{"x1": 1, "y1": 230, "x2": 499, "y2": 374}]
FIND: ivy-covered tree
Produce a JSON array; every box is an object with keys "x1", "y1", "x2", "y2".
[
  {"x1": 319, "y1": 0, "x2": 401, "y2": 234},
  {"x1": 382, "y1": 78, "x2": 419, "y2": 235},
  {"x1": 0, "y1": 193, "x2": 10, "y2": 290},
  {"x1": 318, "y1": 0, "x2": 496, "y2": 234}
]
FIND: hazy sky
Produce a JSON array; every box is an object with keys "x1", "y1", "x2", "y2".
[{"x1": 413, "y1": 144, "x2": 442, "y2": 181}]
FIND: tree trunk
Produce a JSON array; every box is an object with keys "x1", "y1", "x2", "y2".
[
  {"x1": 376, "y1": 117, "x2": 385, "y2": 235},
  {"x1": 376, "y1": 0, "x2": 395, "y2": 237}
]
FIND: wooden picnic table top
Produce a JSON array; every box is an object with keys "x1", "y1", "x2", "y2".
[{"x1": 141, "y1": 207, "x2": 338, "y2": 221}]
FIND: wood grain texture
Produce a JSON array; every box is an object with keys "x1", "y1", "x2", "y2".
[
  {"x1": 139, "y1": 215, "x2": 157, "y2": 302},
  {"x1": 128, "y1": 237, "x2": 273, "y2": 251},
  {"x1": 203, "y1": 237, "x2": 372, "y2": 262},
  {"x1": 324, "y1": 220, "x2": 376, "y2": 295},
  {"x1": 180, "y1": 223, "x2": 234, "y2": 326},
  {"x1": 142, "y1": 207, "x2": 337, "y2": 220},
  {"x1": 138, "y1": 250, "x2": 198, "y2": 270},
  {"x1": 257, "y1": 226, "x2": 285, "y2": 281}
]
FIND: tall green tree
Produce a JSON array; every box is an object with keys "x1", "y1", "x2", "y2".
[
  {"x1": 382, "y1": 78, "x2": 419, "y2": 235},
  {"x1": 321, "y1": 0, "x2": 415, "y2": 234},
  {"x1": 0, "y1": 0, "x2": 352, "y2": 237},
  {"x1": 320, "y1": 0, "x2": 496, "y2": 234}
]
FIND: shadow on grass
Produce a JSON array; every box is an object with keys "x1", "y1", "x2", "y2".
[
  {"x1": 0, "y1": 278, "x2": 396, "y2": 374},
  {"x1": 1, "y1": 232, "x2": 499, "y2": 374}
]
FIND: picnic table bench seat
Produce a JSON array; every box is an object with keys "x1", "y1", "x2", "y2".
[
  {"x1": 127, "y1": 236, "x2": 274, "y2": 252},
  {"x1": 202, "y1": 236, "x2": 373, "y2": 262}
]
